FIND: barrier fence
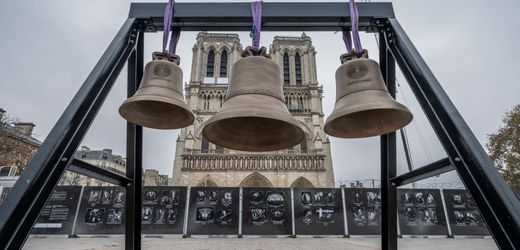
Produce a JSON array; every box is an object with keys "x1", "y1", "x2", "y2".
[{"x1": 30, "y1": 186, "x2": 489, "y2": 237}]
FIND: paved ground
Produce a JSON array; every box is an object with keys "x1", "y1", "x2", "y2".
[{"x1": 24, "y1": 236, "x2": 498, "y2": 250}]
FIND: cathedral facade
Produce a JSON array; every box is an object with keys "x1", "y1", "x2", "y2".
[{"x1": 171, "y1": 32, "x2": 334, "y2": 188}]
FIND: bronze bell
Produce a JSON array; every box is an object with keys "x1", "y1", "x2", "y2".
[
  {"x1": 202, "y1": 47, "x2": 306, "y2": 152},
  {"x1": 324, "y1": 51, "x2": 413, "y2": 138},
  {"x1": 119, "y1": 52, "x2": 194, "y2": 129}
]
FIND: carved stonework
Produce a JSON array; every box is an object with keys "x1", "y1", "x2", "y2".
[{"x1": 181, "y1": 154, "x2": 326, "y2": 172}]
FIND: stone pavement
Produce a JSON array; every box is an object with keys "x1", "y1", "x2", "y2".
[{"x1": 23, "y1": 236, "x2": 498, "y2": 250}]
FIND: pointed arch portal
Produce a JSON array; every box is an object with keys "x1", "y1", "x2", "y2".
[
  {"x1": 239, "y1": 172, "x2": 273, "y2": 188},
  {"x1": 290, "y1": 176, "x2": 314, "y2": 188},
  {"x1": 197, "y1": 176, "x2": 218, "y2": 187}
]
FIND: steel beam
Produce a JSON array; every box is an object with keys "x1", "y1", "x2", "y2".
[
  {"x1": 125, "y1": 28, "x2": 144, "y2": 250},
  {"x1": 399, "y1": 128, "x2": 414, "y2": 173},
  {"x1": 379, "y1": 30, "x2": 398, "y2": 250},
  {"x1": 128, "y1": 2, "x2": 394, "y2": 32},
  {"x1": 68, "y1": 158, "x2": 132, "y2": 187},
  {"x1": 390, "y1": 158, "x2": 453, "y2": 187},
  {"x1": 0, "y1": 18, "x2": 138, "y2": 249},
  {"x1": 386, "y1": 17, "x2": 520, "y2": 249}
]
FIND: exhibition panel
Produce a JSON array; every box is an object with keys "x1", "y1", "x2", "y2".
[
  {"x1": 293, "y1": 188, "x2": 344, "y2": 235},
  {"x1": 75, "y1": 186, "x2": 126, "y2": 234},
  {"x1": 242, "y1": 188, "x2": 293, "y2": 235},
  {"x1": 442, "y1": 189, "x2": 490, "y2": 236},
  {"x1": 397, "y1": 189, "x2": 448, "y2": 235},
  {"x1": 141, "y1": 186, "x2": 187, "y2": 234},
  {"x1": 344, "y1": 188, "x2": 381, "y2": 235},
  {"x1": 31, "y1": 186, "x2": 82, "y2": 235},
  {"x1": 186, "y1": 187, "x2": 239, "y2": 235},
  {"x1": 28, "y1": 186, "x2": 495, "y2": 238}
]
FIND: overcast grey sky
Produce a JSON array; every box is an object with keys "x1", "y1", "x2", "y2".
[{"x1": 0, "y1": 0, "x2": 518, "y2": 186}]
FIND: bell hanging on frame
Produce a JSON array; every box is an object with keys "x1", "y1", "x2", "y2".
[
  {"x1": 119, "y1": 52, "x2": 194, "y2": 129},
  {"x1": 202, "y1": 47, "x2": 306, "y2": 152},
  {"x1": 324, "y1": 50, "x2": 413, "y2": 138}
]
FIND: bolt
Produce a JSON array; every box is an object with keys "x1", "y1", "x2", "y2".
[
  {"x1": 127, "y1": 183, "x2": 132, "y2": 187},
  {"x1": 454, "y1": 157, "x2": 461, "y2": 162},
  {"x1": 61, "y1": 157, "x2": 68, "y2": 162}
]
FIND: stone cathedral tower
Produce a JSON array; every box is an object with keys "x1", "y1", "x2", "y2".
[{"x1": 171, "y1": 32, "x2": 334, "y2": 188}]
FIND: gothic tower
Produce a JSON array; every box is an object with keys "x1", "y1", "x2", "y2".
[{"x1": 171, "y1": 32, "x2": 334, "y2": 188}]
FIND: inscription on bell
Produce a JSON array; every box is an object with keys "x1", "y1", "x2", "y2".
[
  {"x1": 346, "y1": 62, "x2": 369, "y2": 79},
  {"x1": 153, "y1": 64, "x2": 172, "y2": 77}
]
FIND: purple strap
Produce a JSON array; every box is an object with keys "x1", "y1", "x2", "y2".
[
  {"x1": 342, "y1": 0, "x2": 363, "y2": 56},
  {"x1": 169, "y1": 29, "x2": 180, "y2": 55},
  {"x1": 250, "y1": 1, "x2": 262, "y2": 52},
  {"x1": 163, "y1": 0, "x2": 180, "y2": 56},
  {"x1": 342, "y1": 30, "x2": 353, "y2": 54}
]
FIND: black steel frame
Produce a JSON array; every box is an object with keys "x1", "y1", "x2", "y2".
[{"x1": 0, "y1": 2, "x2": 518, "y2": 250}]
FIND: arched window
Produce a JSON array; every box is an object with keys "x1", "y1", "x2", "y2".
[
  {"x1": 283, "y1": 52, "x2": 290, "y2": 85},
  {"x1": 201, "y1": 137, "x2": 210, "y2": 153},
  {"x1": 220, "y1": 50, "x2": 228, "y2": 77},
  {"x1": 215, "y1": 144, "x2": 224, "y2": 154},
  {"x1": 300, "y1": 138, "x2": 307, "y2": 153},
  {"x1": 203, "y1": 95, "x2": 210, "y2": 110},
  {"x1": 206, "y1": 50, "x2": 215, "y2": 77},
  {"x1": 297, "y1": 96, "x2": 304, "y2": 112},
  {"x1": 295, "y1": 53, "x2": 302, "y2": 86}
]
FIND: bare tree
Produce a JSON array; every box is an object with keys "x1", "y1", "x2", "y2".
[
  {"x1": 486, "y1": 104, "x2": 520, "y2": 196},
  {"x1": 0, "y1": 112, "x2": 38, "y2": 175}
]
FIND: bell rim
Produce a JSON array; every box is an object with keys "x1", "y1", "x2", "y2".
[
  {"x1": 202, "y1": 115, "x2": 306, "y2": 152},
  {"x1": 119, "y1": 94, "x2": 195, "y2": 130},
  {"x1": 325, "y1": 89, "x2": 412, "y2": 127},
  {"x1": 324, "y1": 107, "x2": 413, "y2": 138}
]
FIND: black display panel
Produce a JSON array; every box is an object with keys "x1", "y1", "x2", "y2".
[
  {"x1": 293, "y1": 188, "x2": 344, "y2": 235},
  {"x1": 141, "y1": 186, "x2": 187, "y2": 234},
  {"x1": 31, "y1": 186, "x2": 82, "y2": 234},
  {"x1": 242, "y1": 188, "x2": 292, "y2": 235},
  {"x1": 187, "y1": 187, "x2": 239, "y2": 235},
  {"x1": 75, "y1": 186, "x2": 126, "y2": 234},
  {"x1": 344, "y1": 188, "x2": 381, "y2": 235},
  {"x1": 442, "y1": 189, "x2": 490, "y2": 236},
  {"x1": 397, "y1": 189, "x2": 448, "y2": 235}
]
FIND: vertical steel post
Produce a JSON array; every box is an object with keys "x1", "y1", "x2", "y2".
[
  {"x1": 182, "y1": 187, "x2": 191, "y2": 238},
  {"x1": 238, "y1": 187, "x2": 243, "y2": 238},
  {"x1": 341, "y1": 187, "x2": 349, "y2": 238},
  {"x1": 290, "y1": 188, "x2": 296, "y2": 237},
  {"x1": 125, "y1": 27, "x2": 144, "y2": 250},
  {"x1": 69, "y1": 185, "x2": 85, "y2": 237},
  {"x1": 380, "y1": 30, "x2": 398, "y2": 250},
  {"x1": 439, "y1": 189, "x2": 453, "y2": 238}
]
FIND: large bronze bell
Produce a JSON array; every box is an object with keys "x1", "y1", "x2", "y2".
[
  {"x1": 202, "y1": 47, "x2": 306, "y2": 152},
  {"x1": 324, "y1": 51, "x2": 413, "y2": 138},
  {"x1": 119, "y1": 52, "x2": 194, "y2": 129}
]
